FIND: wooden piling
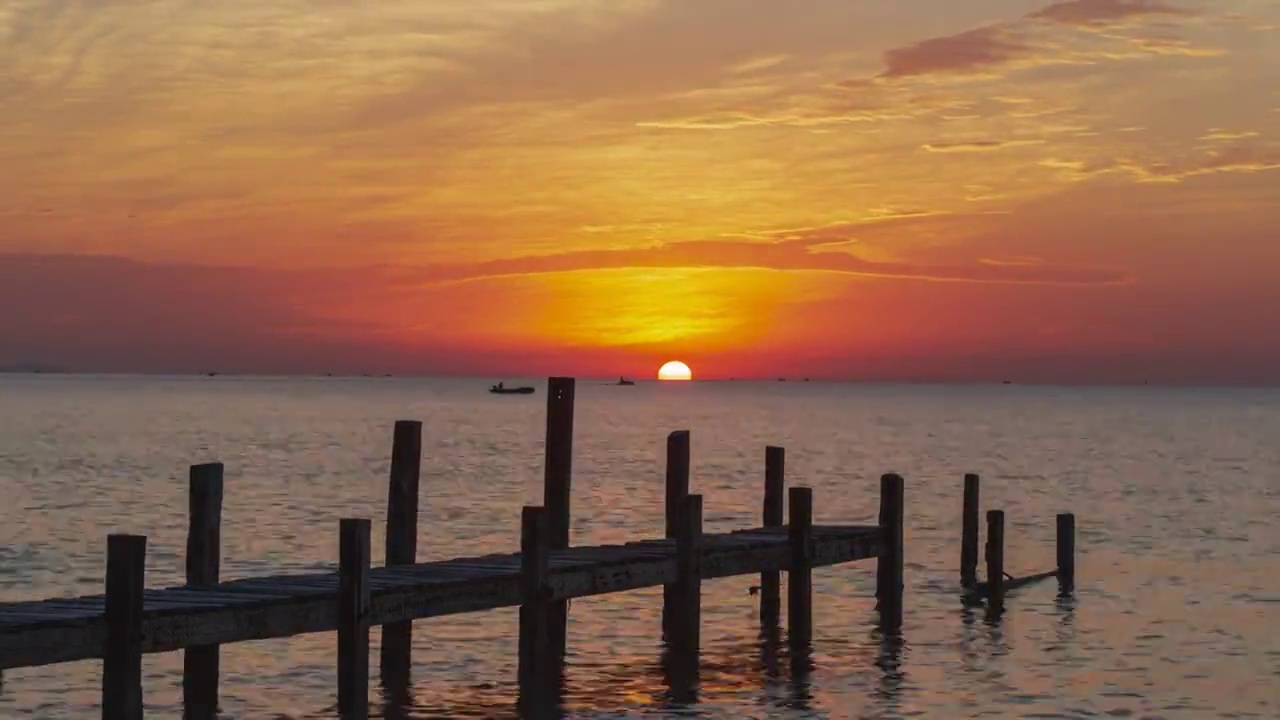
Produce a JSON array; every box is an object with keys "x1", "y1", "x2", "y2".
[
  {"x1": 986, "y1": 510, "x2": 1005, "y2": 614},
  {"x1": 1057, "y1": 512, "x2": 1075, "y2": 593},
  {"x1": 787, "y1": 487, "x2": 813, "y2": 649},
  {"x1": 183, "y1": 463, "x2": 223, "y2": 720},
  {"x1": 674, "y1": 494, "x2": 703, "y2": 654},
  {"x1": 760, "y1": 446, "x2": 785, "y2": 627},
  {"x1": 380, "y1": 420, "x2": 422, "y2": 688},
  {"x1": 543, "y1": 377, "x2": 575, "y2": 660},
  {"x1": 103, "y1": 534, "x2": 146, "y2": 720},
  {"x1": 662, "y1": 430, "x2": 691, "y2": 639},
  {"x1": 877, "y1": 474, "x2": 905, "y2": 631},
  {"x1": 961, "y1": 473, "x2": 980, "y2": 588},
  {"x1": 518, "y1": 506, "x2": 551, "y2": 717},
  {"x1": 338, "y1": 519, "x2": 371, "y2": 720}
]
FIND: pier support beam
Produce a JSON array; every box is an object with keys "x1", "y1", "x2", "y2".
[
  {"x1": 760, "y1": 447, "x2": 785, "y2": 628},
  {"x1": 986, "y1": 510, "x2": 1005, "y2": 615},
  {"x1": 543, "y1": 377, "x2": 575, "y2": 662},
  {"x1": 183, "y1": 463, "x2": 223, "y2": 720},
  {"x1": 381, "y1": 420, "x2": 422, "y2": 693},
  {"x1": 662, "y1": 430, "x2": 691, "y2": 641},
  {"x1": 960, "y1": 473, "x2": 980, "y2": 588},
  {"x1": 338, "y1": 519, "x2": 371, "y2": 720},
  {"x1": 518, "y1": 506, "x2": 551, "y2": 718},
  {"x1": 103, "y1": 534, "x2": 146, "y2": 720},
  {"x1": 665, "y1": 493, "x2": 703, "y2": 703},
  {"x1": 877, "y1": 474, "x2": 905, "y2": 631},
  {"x1": 788, "y1": 487, "x2": 813, "y2": 653},
  {"x1": 1057, "y1": 513, "x2": 1075, "y2": 594}
]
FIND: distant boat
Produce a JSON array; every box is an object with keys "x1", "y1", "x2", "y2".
[
  {"x1": 490, "y1": 382, "x2": 535, "y2": 395},
  {"x1": 616, "y1": 376, "x2": 635, "y2": 386}
]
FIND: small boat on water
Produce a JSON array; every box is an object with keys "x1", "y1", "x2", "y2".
[
  {"x1": 616, "y1": 376, "x2": 635, "y2": 386},
  {"x1": 490, "y1": 382, "x2": 535, "y2": 395}
]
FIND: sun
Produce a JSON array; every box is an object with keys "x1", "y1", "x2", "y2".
[{"x1": 658, "y1": 360, "x2": 693, "y2": 381}]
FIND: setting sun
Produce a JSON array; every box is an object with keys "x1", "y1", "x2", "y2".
[{"x1": 658, "y1": 361, "x2": 693, "y2": 381}]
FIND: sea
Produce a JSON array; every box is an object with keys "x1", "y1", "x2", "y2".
[{"x1": 0, "y1": 374, "x2": 1277, "y2": 719}]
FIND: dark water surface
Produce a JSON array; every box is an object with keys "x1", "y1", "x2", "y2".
[{"x1": 0, "y1": 375, "x2": 1277, "y2": 718}]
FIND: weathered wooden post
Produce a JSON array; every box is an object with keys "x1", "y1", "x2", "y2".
[
  {"x1": 674, "y1": 493, "x2": 703, "y2": 654},
  {"x1": 381, "y1": 420, "x2": 422, "y2": 690},
  {"x1": 338, "y1": 519, "x2": 371, "y2": 719},
  {"x1": 986, "y1": 510, "x2": 1005, "y2": 614},
  {"x1": 518, "y1": 506, "x2": 551, "y2": 718},
  {"x1": 961, "y1": 473, "x2": 980, "y2": 588},
  {"x1": 788, "y1": 487, "x2": 813, "y2": 650},
  {"x1": 1057, "y1": 513, "x2": 1075, "y2": 594},
  {"x1": 103, "y1": 534, "x2": 147, "y2": 720},
  {"x1": 877, "y1": 474, "x2": 905, "y2": 631},
  {"x1": 543, "y1": 377, "x2": 575, "y2": 661},
  {"x1": 760, "y1": 446, "x2": 785, "y2": 627},
  {"x1": 662, "y1": 430, "x2": 691, "y2": 640},
  {"x1": 183, "y1": 463, "x2": 223, "y2": 720}
]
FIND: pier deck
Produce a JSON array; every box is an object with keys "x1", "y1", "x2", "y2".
[{"x1": 0, "y1": 524, "x2": 881, "y2": 671}]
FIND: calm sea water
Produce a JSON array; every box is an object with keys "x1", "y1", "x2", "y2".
[{"x1": 0, "y1": 375, "x2": 1277, "y2": 719}]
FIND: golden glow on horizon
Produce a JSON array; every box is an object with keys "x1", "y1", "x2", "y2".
[{"x1": 658, "y1": 361, "x2": 693, "y2": 381}]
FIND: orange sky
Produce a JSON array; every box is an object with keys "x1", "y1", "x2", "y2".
[{"x1": 2, "y1": 0, "x2": 1278, "y2": 382}]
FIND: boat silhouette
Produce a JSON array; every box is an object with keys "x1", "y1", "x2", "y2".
[{"x1": 489, "y1": 382, "x2": 535, "y2": 395}]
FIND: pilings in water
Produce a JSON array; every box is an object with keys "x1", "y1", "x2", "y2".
[
  {"x1": 960, "y1": 473, "x2": 980, "y2": 588},
  {"x1": 183, "y1": 463, "x2": 223, "y2": 720},
  {"x1": 103, "y1": 535, "x2": 146, "y2": 720},
  {"x1": 759, "y1": 446, "x2": 785, "y2": 629},
  {"x1": 380, "y1": 420, "x2": 422, "y2": 698}
]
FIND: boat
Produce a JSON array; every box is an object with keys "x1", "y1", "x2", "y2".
[
  {"x1": 489, "y1": 382, "x2": 535, "y2": 395},
  {"x1": 616, "y1": 376, "x2": 635, "y2": 386}
]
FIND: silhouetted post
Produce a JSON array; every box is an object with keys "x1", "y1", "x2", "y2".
[
  {"x1": 664, "y1": 493, "x2": 703, "y2": 705},
  {"x1": 103, "y1": 534, "x2": 147, "y2": 720},
  {"x1": 986, "y1": 510, "x2": 1005, "y2": 615},
  {"x1": 662, "y1": 430, "x2": 691, "y2": 640},
  {"x1": 760, "y1": 446, "x2": 785, "y2": 627},
  {"x1": 788, "y1": 487, "x2": 813, "y2": 651},
  {"x1": 961, "y1": 473, "x2": 980, "y2": 588},
  {"x1": 183, "y1": 463, "x2": 223, "y2": 720},
  {"x1": 1056, "y1": 513, "x2": 1075, "y2": 594},
  {"x1": 338, "y1": 519, "x2": 371, "y2": 720},
  {"x1": 381, "y1": 420, "x2": 422, "y2": 690},
  {"x1": 518, "y1": 506, "x2": 551, "y2": 717},
  {"x1": 877, "y1": 474, "x2": 905, "y2": 631},
  {"x1": 543, "y1": 377, "x2": 575, "y2": 661}
]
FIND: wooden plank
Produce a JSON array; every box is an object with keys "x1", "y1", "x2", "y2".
[
  {"x1": 761, "y1": 446, "x2": 785, "y2": 628},
  {"x1": 986, "y1": 510, "x2": 1005, "y2": 615},
  {"x1": 543, "y1": 376, "x2": 575, "y2": 663},
  {"x1": 662, "y1": 429, "x2": 690, "y2": 641},
  {"x1": 787, "y1": 488, "x2": 813, "y2": 650},
  {"x1": 338, "y1": 519, "x2": 371, "y2": 720},
  {"x1": 0, "y1": 526, "x2": 883, "y2": 670},
  {"x1": 1057, "y1": 513, "x2": 1075, "y2": 594},
  {"x1": 518, "y1": 506, "x2": 551, "y2": 717},
  {"x1": 184, "y1": 462, "x2": 223, "y2": 720},
  {"x1": 381, "y1": 420, "x2": 421, "y2": 692},
  {"x1": 103, "y1": 534, "x2": 146, "y2": 720},
  {"x1": 961, "y1": 473, "x2": 980, "y2": 588},
  {"x1": 878, "y1": 474, "x2": 905, "y2": 631}
]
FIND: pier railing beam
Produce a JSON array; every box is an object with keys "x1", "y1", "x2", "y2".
[
  {"x1": 662, "y1": 430, "x2": 691, "y2": 641},
  {"x1": 877, "y1": 474, "x2": 905, "y2": 631},
  {"x1": 788, "y1": 486, "x2": 814, "y2": 653},
  {"x1": 338, "y1": 519, "x2": 371, "y2": 720},
  {"x1": 103, "y1": 534, "x2": 147, "y2": 720},
  {"x1": 543, "y1": 377, "x2": 575, "y2": 661},
  {"x1": 183, "y1": 463, "x2": 223, "y2": 720},
  {"x1": 518, "y1": 506, "x2": 551, "y2": 717},
  {"x1": 986, "y1": 510, "x2": 1005, "y2": 615},
  {"x1": 380, "y1": 420, "x2": 422, "y2": 691},
  {"x1": 760, "y1": 446, "x2": 785, "y2": 628},
  {"x1": 1057, "y1": 513, "x2": 1075, "y2": 595},
  {"x1": 960, "y1": 473, "x2": 980, "y2": 588}
]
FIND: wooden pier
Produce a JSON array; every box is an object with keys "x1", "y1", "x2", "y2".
[{"x1": 0, "y1": 376, "x2": 1073, "y2": 718}]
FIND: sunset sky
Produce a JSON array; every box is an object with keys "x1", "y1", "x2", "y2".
[{"x1": 2, "y1": 0, "x2": 1278, "y2": 382}]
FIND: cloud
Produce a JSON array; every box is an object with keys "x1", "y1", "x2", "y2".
[
  {"x1": 1028, "y1": 0, "x2": 1193, "y2": 27},
  {"x1": 880, "y1": 26, "x2": 1032, "y2": 79},
  {"x1": 411, "y1": 215, "x2": 1131, "y2": 286},
  {"x1": 1041, "y1": 145, "x2": 1280, "y2": 182},
  {"x1": 1200, "y1": 129, "x2": 1261, "y2": 141},
  {"x1": 920, "y1": 139, "x2": 1047, "y2": 152}
]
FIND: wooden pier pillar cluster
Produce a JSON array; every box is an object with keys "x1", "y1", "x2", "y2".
[{"x1": 0, "y1": 376, "x2": 1094, "y2": 718}]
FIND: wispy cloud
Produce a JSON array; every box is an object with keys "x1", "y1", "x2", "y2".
[{"x1": 920, "y1": 139, "x2": 1047, "y2": 153}]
